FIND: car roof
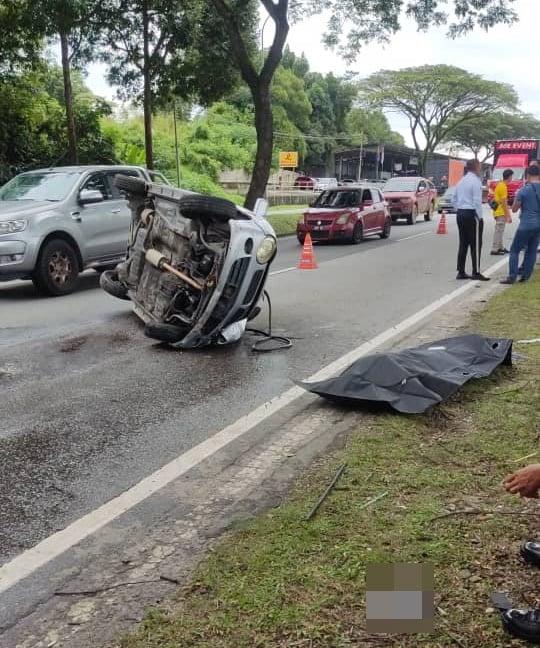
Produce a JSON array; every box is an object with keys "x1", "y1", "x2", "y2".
[
  {"x1": 384, "y1": 176, "x2": 427, "y2": 182},
  {"x1": 319, "y1": 184, "x2": 381, "y2": 190},
  {"x1": 22, "y1": 165, "x2": 146, "y2": 174}
]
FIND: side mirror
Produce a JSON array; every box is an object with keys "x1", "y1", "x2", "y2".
[
  {"x1": 363, "y1": 199, "x2": 374, "y2": 207},
  {"x1": 79, "y1": 189, "x2": 104, "y2": 204}
]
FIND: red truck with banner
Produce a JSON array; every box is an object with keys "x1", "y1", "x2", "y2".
[{"x1": 488, "y1": 139, "x2": 540, "y2": 204}]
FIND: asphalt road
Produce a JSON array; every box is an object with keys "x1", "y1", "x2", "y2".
[{"x1": 0, "y1": 212, "x2": 511, "y2": 567}]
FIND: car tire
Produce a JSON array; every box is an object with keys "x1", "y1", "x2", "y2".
[
  {"x1": 178, "y1": 195, "x2": 237, "y2": 222},
  {"x1": 114, "y1": 174, "x2": 147, "y2": 196},
  {"x1": 99, "y1": 270, "x2": 130, "y2": 301},
  {"x1": 351, "y1": 221, "x2": 363, "y2": 244},
  {"x1": 379, "y1": 219, "x2": 391, "y2": 239},
  {"x1": 407, "y1": 205, "x2": 418, "y2": 225},
  {"x1": 144, "y1": 321, "x2": 188, "y2": 344},
  {"x1": 424, "y1": 202, "x2": 434, "y2": 222},
  {"x1": 32, "y1": 239, "x2": 80, "y2": 296}
]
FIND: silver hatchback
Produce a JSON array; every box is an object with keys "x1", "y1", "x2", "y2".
[
  {"x1": 0, "y1": 165, "x2": 168, "y2": 295},
  {"x1": 100, "y1": 176, "x2": 277, "y2": 348}
]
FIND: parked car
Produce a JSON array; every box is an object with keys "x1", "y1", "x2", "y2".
[
  {"x1": 0, "y1": 165, "x2": 170, "y2": 295},
  {"x1": 101, "y1": 176, "x2": 277, "y2": 348},
  {"x1": 313, "y1": 177, "x2": 338, "y2": 191},
  {"x1": 382, "y1": 176, "x2": 437, "y2": 225},
  {"x1": 293, "y1": 175, "x2": 315, "y2": 190},
  {"x1": 296, "y1": 184, "x2": 391, "y2": 244},
  {"x1": 437, "y1": 186, "x2": 456, "y2": 213}
]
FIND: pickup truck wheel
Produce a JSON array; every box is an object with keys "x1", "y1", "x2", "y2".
[
  {"x1": 114, "y1": 174, "x2": 147, "y2": 196},
  {"x1": 99, "y1": 270, "x2": 130, "y2": 300},
  {"x1": 178, "y1": 195, "x2": 238, "y2": 222},
  {"x1": 424, "y1": 202, "x2": 434, "y2": 222},
  {"x1": 144, "y1": 321, "x2": 188, "y2": 344},
  {"x1": 32, "y1": 239, "x2": 80, "y2": 296},
  {"x1": 351, "y1": 221, "x2": 363, "y2": 244},
  {"x1": 407, "y1": 205, "x2": 418, "y2": 225}
]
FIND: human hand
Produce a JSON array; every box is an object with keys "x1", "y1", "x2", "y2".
[{"x1": 504, "y1": 464, "x2": 540, "y2": 498}]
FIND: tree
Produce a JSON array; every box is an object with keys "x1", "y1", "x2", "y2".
[
  {"x1": 100, "y1": 0, "x2": 253, "y2": 170},
  {"x1": 360, "y1": 65, "x2": 518, "y2": 173},
  {"x1": 210, "y1": 0, "x2": 518, "y2": 207},
  {"x1": 447, "y1": 112, "x2": 540, "y2": 162},
  {"x1": 28, "y1": 0, "x2": 104, "y2": 163},
  {"x1": 345, "y1": 107, "x2": 404, "y2": 147}
]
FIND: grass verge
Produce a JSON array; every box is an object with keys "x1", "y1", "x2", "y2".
[
  {"x1": 122, "y1": 275, "x2": 539, "y2": 648},
  {"x1": 268, "y1": 212, "x2": 302, "y2": 237}
]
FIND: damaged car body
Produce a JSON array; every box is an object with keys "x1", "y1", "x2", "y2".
[{"x1": 100, "y1": 175, "x2": 277, "y2": 348}]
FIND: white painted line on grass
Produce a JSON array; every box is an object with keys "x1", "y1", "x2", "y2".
[{"x1": 0, "y1": 255, "x2": 509, "y2": 595}]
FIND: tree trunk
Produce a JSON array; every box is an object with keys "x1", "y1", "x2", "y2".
[
  {"x1": 142, "y1": 0, "x2": 153, "y2": 169},
  {"x1": 60, "y1": 31, "x2": 77, "y2": 164},
  {"x1": 245, "y1": 81, "x2": 273, "y2": 210}
]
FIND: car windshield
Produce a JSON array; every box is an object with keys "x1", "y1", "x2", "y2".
[
  {"x1": 0, "y1": 171, "x2": 81, "y2": 202},
  {"x1": 313, "y1": 190, "x2": 356, "y2": 207},
  {"x1": 383, "y1": 178, "x2": 417, "y2": 192},
  {"x1": 492, "y1": 167, "x2": 524, "y2": 181}
]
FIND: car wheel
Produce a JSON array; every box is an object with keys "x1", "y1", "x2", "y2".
[
  {"x1": 178, "y1": 195, "x2": 238, "y2": 222},
  {"x1": 144, "y1": 321, "x2": 189, "y2": 344},
  {"x1": 424, "y1": 202, "x2": 434, "y2": 222},
  {"x1": 407, "y1": 205, "x2": 418, "y2": 225},
  {"x1": 351, "y1": 221, "x2": 363, "y2": 244},
  {"x1": 379, "y1": 219, "x2": 391, "y2": 239},
  {"x1": 99, "y1": 270, "x2": 130, "y2": 301},
  {"x1": 32, "y1": 239, "x2": 80, "y2": 296},
  {"x1": 114, "y1": 174, "x2": 147, "y2": 196}
]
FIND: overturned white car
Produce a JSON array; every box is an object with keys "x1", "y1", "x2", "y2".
[{"x1": 100, "y1": 176, "x2": 277, "y2": 348}]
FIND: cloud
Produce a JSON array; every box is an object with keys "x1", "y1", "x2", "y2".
[{"x1": 287, "y1": 0, "x2": 536, "y2": 145}]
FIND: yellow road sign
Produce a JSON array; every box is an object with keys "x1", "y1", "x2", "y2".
[{"x1": 279, "y1": 151, "x2": 298, "y2": 168}]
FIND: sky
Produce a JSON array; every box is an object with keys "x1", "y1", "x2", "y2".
[{"x1": 85, "y1": 0, "x2": 537, "y2": 148}]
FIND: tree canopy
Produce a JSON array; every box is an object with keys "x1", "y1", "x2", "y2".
[{"x1": 360, "y1": 64, "x2": 519, "y2": 172}]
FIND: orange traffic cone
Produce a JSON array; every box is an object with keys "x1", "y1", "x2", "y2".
[
  {"x1": 298, "y1": 232, "x2": 318, "y2": 269},
  {"x1": 436, "y1": 211, "x2": 448, "y2": 235}
]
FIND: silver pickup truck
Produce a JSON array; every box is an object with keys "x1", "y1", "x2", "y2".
[{"x1": 0, "y1": 165, "x2": 169, "y2": 295}]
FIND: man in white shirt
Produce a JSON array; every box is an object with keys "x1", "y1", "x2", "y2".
[{"x1": 452, "y1": 159, "x2": 490, "y2": 281}]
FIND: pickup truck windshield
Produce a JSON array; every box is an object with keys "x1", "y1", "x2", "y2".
[{"x1": 0, "y1": 171, "x2": 82, "y2": 202}]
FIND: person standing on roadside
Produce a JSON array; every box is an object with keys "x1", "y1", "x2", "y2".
[
  {"x1": 453, "y1": 159, "x2": 490, "y2": 281},
  {"x1": 500, "y1": 164, "x2": 540, "y2": 284},
  {"x1": 490, "y1": 169, "x2": 513, "y2": 255}
]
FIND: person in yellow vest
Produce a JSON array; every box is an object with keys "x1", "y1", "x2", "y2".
[{"x1": 490, "y1": 169, "x2": 513, "y2": 255}]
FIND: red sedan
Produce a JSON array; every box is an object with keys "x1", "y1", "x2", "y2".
[{"x1": 297, "y1": 184, "x2": 391, "y2": 244}]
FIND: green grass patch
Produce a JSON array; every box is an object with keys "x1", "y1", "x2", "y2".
[
  {"x1": 269, "y1": 204, "x2": 309, "y2": 212},
  {"x1": 122, "y1": 276, "x2": 540, "y2": 648},
  {"x1": 268, "y1": 212, "x2": 302, "y2": 237}
]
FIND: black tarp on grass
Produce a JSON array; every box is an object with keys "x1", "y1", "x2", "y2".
[{"x1": 300, "y1": 334, "x2": 513, "y2": 414}]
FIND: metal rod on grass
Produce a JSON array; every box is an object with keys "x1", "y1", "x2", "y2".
[{"x1": 305, "y1": 463, "x2": 347, "y2": 522}]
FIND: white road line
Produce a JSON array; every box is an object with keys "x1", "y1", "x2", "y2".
[
  {"x1": 270, "y1": 266, "x2": 296, "y2": 276},
  {"x1": 0, "y1": 255, "x2": 509, "y2": 595},
  {"x1": 396, "y1": 231, "x2": 433, "y2": 242}
]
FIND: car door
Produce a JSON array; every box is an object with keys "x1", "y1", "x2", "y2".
[
  {"x1": 361, "y1": 188, "x2": 379, "y2": 232},
  {"x1": 417, "y1": 180, "x2": 428, "y2": 213},
  {"x1": 105, "y1": 170, "x2": 137, "y2": 257},
  {"x1": 75, "y1": 171, "x2": 129, "y2": 262},
  {"x1": 371, "y1": 188, "x2": 386, "y2": 230}
]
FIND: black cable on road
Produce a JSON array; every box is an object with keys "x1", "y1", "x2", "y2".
[{"x1": 247, "y1": 290, "x2": 292, "y2": 353}]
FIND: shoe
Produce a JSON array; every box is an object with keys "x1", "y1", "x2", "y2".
[
  {"x1": 500, "y1": 277, "x2": 516, "y2": 285},
  {"x1": 501, "y1": 608, "x2": 540, "y2": 644},
  {"x1": 471, "y1": 273, "x2": 490, "y2": 281},
  {"x1": 519, "y1": 277, "x2": 528, "y2": 283},
  {"x1": 500, "y1": 248, "x2": 510, "y2": 253},
  {"x1": 456, "y1": 272, "x2": 470, "y2": 280},
  {"x1": 490, "y1": 250, "x2": 505, "y2": 255},
  {"x1": 520, "y1": 541, "x2": 540, "y2": 566}
]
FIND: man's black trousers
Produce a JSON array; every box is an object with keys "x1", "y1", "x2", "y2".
[{"x1": 456, "y1": 209, "x2": 484, "y2": 275}]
